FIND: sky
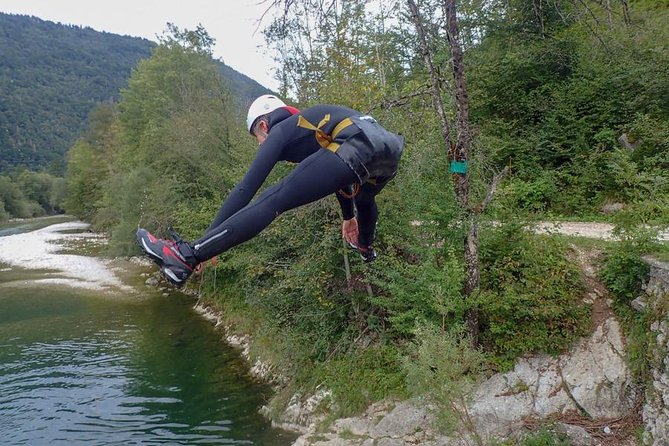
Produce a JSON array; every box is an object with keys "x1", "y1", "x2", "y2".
[{"x1": 0, "y1": 0, "x2": 280, "y2": 90}]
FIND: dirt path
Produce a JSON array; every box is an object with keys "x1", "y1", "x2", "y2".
[{"x1": 535, "y1": 221, "x2": 669, "y2": 241}]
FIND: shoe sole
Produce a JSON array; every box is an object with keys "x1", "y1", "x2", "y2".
[{"x1": 161, "y1": 267, "x2": 185, "y2": 288}]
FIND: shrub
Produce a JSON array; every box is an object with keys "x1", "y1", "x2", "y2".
[
  {"x1": 479, "y1": 222, "x2": 590, "y2": 369},
  {"x1": 403, "y1": 323, "x2": 485, "y2": 432},
  {"x1": 599, "y1": 233, "x2": 654, "y2": 305}
]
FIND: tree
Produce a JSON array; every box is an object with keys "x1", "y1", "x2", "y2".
[
  {"x1": 408, "y1": 0, "x2": 507, "y2": 343},
  {"x1": 64, "y1": 25, "x2": 245, "y2": 254}
]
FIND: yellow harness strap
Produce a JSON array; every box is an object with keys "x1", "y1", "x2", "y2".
[{"x1": 297, "y1": 114, "x2": 354, "y2": 153}]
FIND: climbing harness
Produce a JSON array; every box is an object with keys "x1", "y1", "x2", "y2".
[
  {"x1": 296, "y1": 113, "x2": 354, "y2": 153},
  {"x1": 337, "y1": 183, "x2": 360, "y2": 199},
  {"x1": 297, "y1": 113, "x2": 360, "y2": 197}
]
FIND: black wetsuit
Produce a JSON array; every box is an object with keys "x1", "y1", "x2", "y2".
[{"x1": 191, "y1": 104, "x2": 404, "y2": 262}]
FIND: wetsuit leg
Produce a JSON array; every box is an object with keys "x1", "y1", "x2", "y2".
[
  {"x1": 353, "y1": 181, "x2": 387, "y2": 247},
  {"x1": 192, "y1": 149, "x2": 358, "y2": 261}
]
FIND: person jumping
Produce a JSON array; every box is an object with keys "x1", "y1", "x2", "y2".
[{"x1": 136, "y1": 95, "x2": 404, "y2": 286}]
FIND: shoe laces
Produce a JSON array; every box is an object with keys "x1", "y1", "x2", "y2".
[
  {"x1": 167, "y1": 226, "x2": 184, "y2": 243},
  {"x1": 167, "y1": 226, "x2": 197, "y2": 266}
]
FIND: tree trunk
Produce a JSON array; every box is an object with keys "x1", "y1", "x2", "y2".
[
  {"x1": 406, "y1": 0, "x2": 453, "y2": 149},
  {"x1": 444, "y1": 0, "x2": 479, "y2": 344},
  {"x1": 621, "y1": 0, "x2": 631, "y2": 26},
  {"x1": 408, "y1": 0, "x2": 482, "y2": 344}
]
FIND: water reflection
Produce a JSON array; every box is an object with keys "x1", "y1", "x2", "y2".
[{"x1": 0, "y1": 222, "x2": 295, "y2": 445}]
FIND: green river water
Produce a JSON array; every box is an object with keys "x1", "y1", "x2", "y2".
[{"x1": 0, "y1": 217, "x2": 296, "y2": 445}]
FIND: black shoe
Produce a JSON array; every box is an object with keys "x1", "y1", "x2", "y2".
[
  {"x1": 136, "y1": 228, "x2": 197, "y2": 286},
  {"x1": 358, "y1": 246, "x2": 377, "y2": 263},
  {"x1": 136, "y1": 228, "x2": 166, "y2": 266},
  {"x1": 346, "y1": 240, "x2": 377, "y2": 263},
  {"x1": 160, "y1": 264, "x2": 192, "y2": 287}
]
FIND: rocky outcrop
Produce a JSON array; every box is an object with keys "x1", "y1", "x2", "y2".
[
  {"x1": 469, "y1": 318, "x2": 636, "y2": 438},
  {"x1": 290, "y1": 317, "x2": 637, "y2": 446},
  {"x1": 640, "y1": 257, "x2": 669, "y2": 446}
]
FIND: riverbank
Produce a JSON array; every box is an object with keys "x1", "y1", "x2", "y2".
[
  {"x1": 0, "y1": 219, "x2": 134, "y2": 292},
  {"x1": 185, "y1": 229, "x2": 661, "y2": 446}
]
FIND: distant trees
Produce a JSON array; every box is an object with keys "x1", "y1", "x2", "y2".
[
  {"x1": 0, "y1": 170, "x2": 65, "y2": 221},
  {"x1": 0, "y1": 12, "x2": 154, "y2": 174},
  {"x1": 0, "y1": 13, "x2": 271, "y2": 175}
]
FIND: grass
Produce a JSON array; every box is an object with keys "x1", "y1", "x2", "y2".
[
  {"x1": 552, "y1": 233, "x2": 611, "y2": 250},
  {"x1": 649, "y1": 244, "x2": 669, "y2": 262}
]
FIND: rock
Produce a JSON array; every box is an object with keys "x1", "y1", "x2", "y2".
[
  {"x1": 631, "y1": 295, "x2": 648, "y2": 312},
  {"x1": 554, "y1": 423, "x2": 595, "y2": 446},
  {"x1": 367, "y1": 401, "x2": 433, "y2": 439},
  {"x1": 145, "y1": 276, "x2": 159, "y2": 286},
  {"x1": 376, "y1": 439, "x2": 407, "y2": 446},
  {"x1": 333, "y1": 417, "x2": 373, "y2": 436},
  {"x1": 600, "y1": 201, "x2": 625, "y2": 215},
  {"x1": 467, "y1": 317, "x2": 636, "y2": 443},
  {"x1": 618, "y1": 133, "x2": 640, "y2": 151},
  {"x1": 469, "y1": 355, "x2": 572, "y2": 439},
  {"x1": 560, "y1": 318, "x2": 635, "y2": 419},
  {"x1": 278, "y1": 388, "x2": 333, "y2": 433}
]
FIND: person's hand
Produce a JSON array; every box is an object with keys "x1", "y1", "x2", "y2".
[
  {"x1": 342, "y1": 218, "x2": 359, "y2": 247},
  {"x1": 194, "y1": 256, "x2": 219, "y2": 275}
]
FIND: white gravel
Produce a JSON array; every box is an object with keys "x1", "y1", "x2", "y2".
[
  {"x1": 0, "y1": 221, "x2": 133, "y2": 293},
  {"x1": 535, "y1": 221, "x2": 669, "y2": 241}
]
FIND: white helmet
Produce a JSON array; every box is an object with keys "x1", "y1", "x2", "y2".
[{"x1": 246, "y1": 94, "x2": 287, "y2": 133}]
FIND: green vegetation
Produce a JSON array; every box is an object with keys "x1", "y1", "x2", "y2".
[
  {"x1": 0, "y1": 13, "x2": 271, "y2": 175},
  {"x1": 63, "y1": 25, "x2": 248, "y2": 258},
  {"x1": 0, "y1": 170, "x2": 65, "y2": 221},
  {"x1": 0, "y1": 13, "x2": 153, "y2": 173},
  {"x1": 599, "y1": 228, "x2": 663, "y2": 384},
  {"x1": 55, "y1": 0, "x2": 668, "y2": 437},
  {"x1": 515, "y1": 429, "x2": 572, "y2": 446},
  {"x1": 402, "y1": 324, "x2": 486, "y2": 431}
]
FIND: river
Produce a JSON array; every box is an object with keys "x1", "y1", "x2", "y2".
[{"x1": 0, "y1": 217, "x2": 296, "y2": 445}]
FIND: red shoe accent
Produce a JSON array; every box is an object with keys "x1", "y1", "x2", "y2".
[{"x1": 161, "y1": 245, "x2": 193, "y2": 270}]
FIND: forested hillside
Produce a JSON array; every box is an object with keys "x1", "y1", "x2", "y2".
[
  {"x1": 0, "y1": 13, "x2": 271, "y2": 174},
  {"x1": 0, "y1": 13, "x2": 152, "y2": 173}
]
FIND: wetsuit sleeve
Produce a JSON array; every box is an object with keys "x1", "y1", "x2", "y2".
[
  {"x1": 336, "y1": 188, "x2": 355, "y2": 220},
  {"x1": 206, "y1": 130, "x2": 285, "y2": 232}
]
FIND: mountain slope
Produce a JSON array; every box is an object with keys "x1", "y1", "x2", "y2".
[{"x1": 0, "y1": 13, "x2": 271, "y2": 174}]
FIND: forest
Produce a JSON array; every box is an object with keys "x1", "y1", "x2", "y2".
[
  {"x1": 0, "y1": 13, "x2": 272, "y2": 222},
  {"x1": 59, "y1": 0, "x2": 667, "y2": 443},
  {"x1": 0, "y1": 13, "x2": 271, "y2": 176}
]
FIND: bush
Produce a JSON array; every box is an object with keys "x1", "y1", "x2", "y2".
[
  {"x1": 0, "y1": 201, "x2": 8, "y2": 222},
  {"x1": 314, "y1": 344, "x2": 405, "y2": 416},
  {"x1": 479, "y1": 222, "x2": 590, "y2": 369},
  {"x1": 403, "y1": 323, "x2": 485, "y2": 432},
  {"x1": 0, "y1": 174, "x2": 49, "y2": 219},
  {"x1": 500, "y1": 172, "x2": 558, "y2": 214},
  {"x1": 599, "y1": 233, "x2": 654, "y2": 305}
]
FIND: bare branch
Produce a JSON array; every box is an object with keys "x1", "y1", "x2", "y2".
[
  {"x1": 406, "y1": 0, "x2": 453, "y2": 150},
  {"x1": 476, "y1": 166, "x2": 510, "y2": 214},
  {"x1": 367, "y1": 85, "x2": 433, "y2": 112},
  {"x1": 571, "y1": 0, "x2": 610, "y2": 48}
]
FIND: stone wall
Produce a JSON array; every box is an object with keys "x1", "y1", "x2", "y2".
[{"x1": 641, "y1": 256, "x2": 669, "y2": 446}]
